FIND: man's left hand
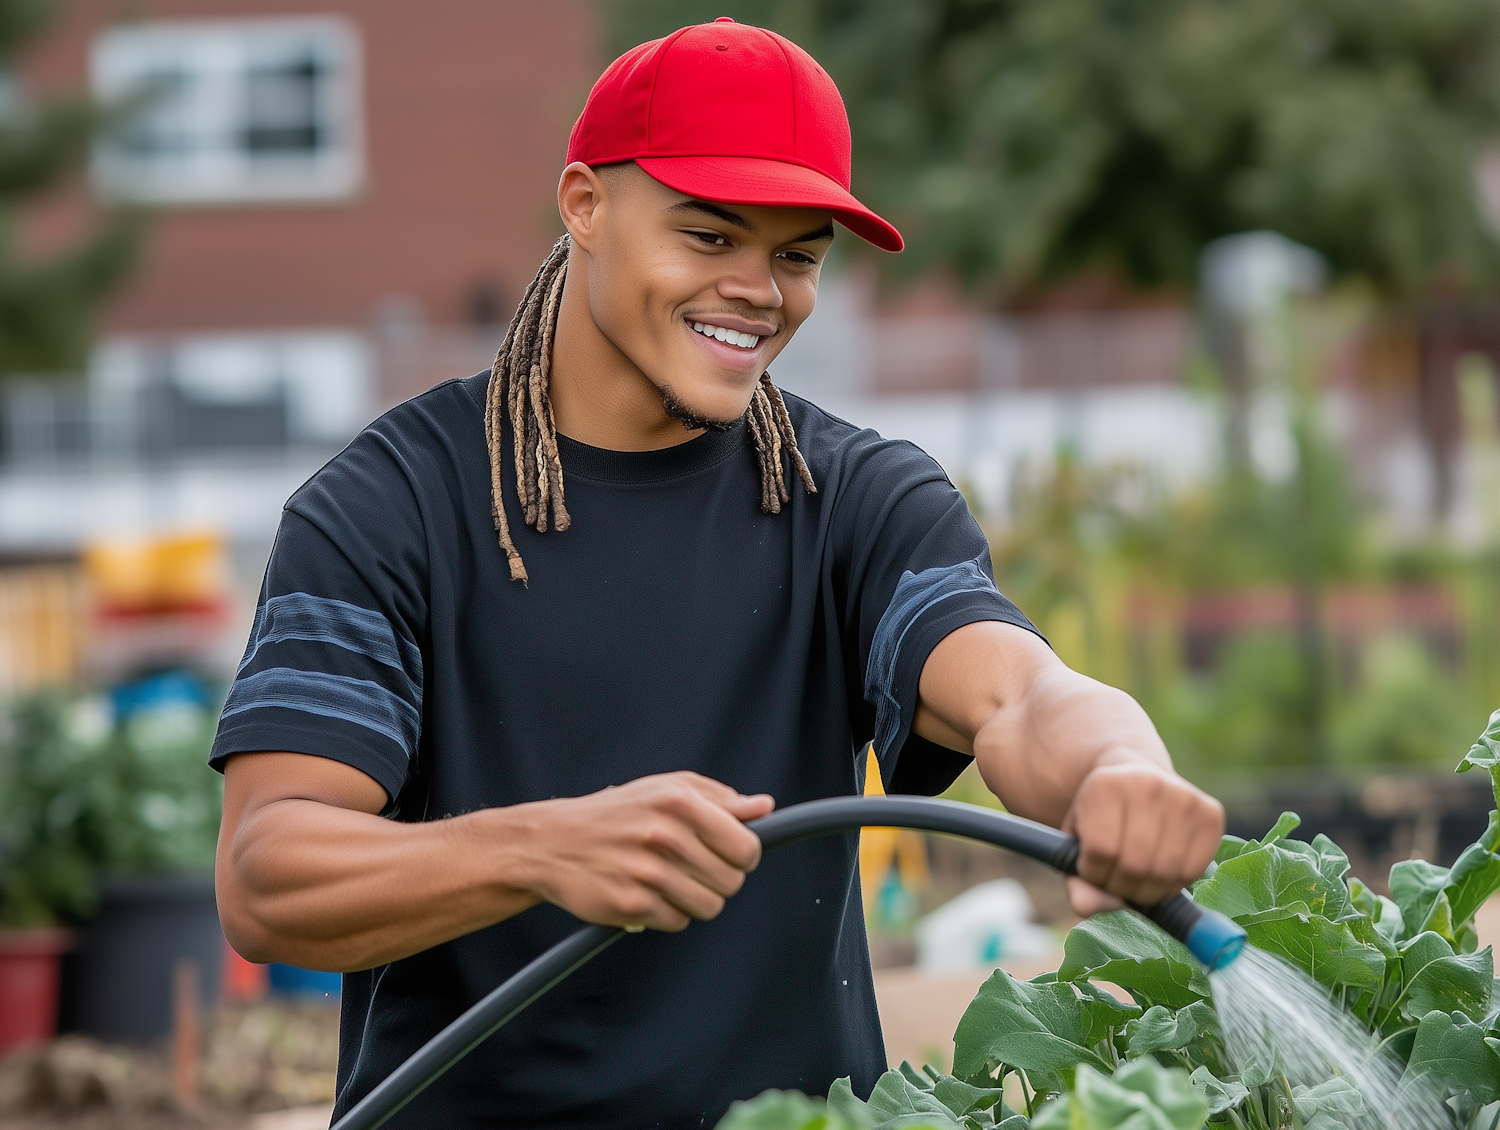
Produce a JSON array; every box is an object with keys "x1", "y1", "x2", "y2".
[{"x1": 1062, "y1": 751, "x2": 1225, "y2": 916}]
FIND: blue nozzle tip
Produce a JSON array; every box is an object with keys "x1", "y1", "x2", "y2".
[{"x1": 1185, "y1": 910, "x2": 1248, "y2": 971}]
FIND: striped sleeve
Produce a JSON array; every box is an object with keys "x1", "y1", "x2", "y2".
[{"x1": 210, "y1": 510, "x2": 426, "y2": 803}]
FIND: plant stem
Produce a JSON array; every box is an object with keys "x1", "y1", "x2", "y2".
[{"x1": 1278, "y1": 1074, "x2": 1301, "y2": 1130}]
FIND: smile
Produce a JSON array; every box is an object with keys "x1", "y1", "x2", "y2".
[{"x1": 690, "y1": 321, "x2": 761, "y2": 350}]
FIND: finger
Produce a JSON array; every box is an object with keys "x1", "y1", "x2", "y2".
[
  {"x1": 721, "y1": 792, "x2": 776, "y2": 821},
  {"x1": 1183, "y1": 796, "x2": 1226, "y2": 881},
  {"x1": 1067, "y1": 876, "x2": 1124, "y2": 917},
  {"x1": 1148, "y1": 789, "x2": 1223, "y2": 897},
  {"x1": 676, "y1": 774, "x2": 777, "y2": 825},
  {"x1": 633, "y1": 856, "x2": 729, "y2": 923},
  {"x1": 1113, "y1": 781, "x2": 1180, "y2": 906},
  {"x1": 644, "y1": 815, "x2": 752, "y2": 900},
  {"x1": 1072, "y1": 783, "x2": 1126, "y2": 895},
  {"x1": 593, "y1": 883, "x2": 691, "y2": 933},
  {"x1": 641, "y1": 899, "x2": 692, "y2": 932},
  {"x1": 667, "y1": 791, "x2": 766, "y2": 873}
]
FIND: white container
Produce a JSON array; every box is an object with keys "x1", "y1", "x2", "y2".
[{"x1": 914, "y1": 878, "x2": 1056, "y2": 973}]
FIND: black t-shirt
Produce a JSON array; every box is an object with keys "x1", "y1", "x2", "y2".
[{"x1": 210, "y1": 372, "x2": 1037, "y2": 1129}]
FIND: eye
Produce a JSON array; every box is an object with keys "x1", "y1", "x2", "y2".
[
  {"x1": 687, "y1": 229, "x2": 730, "y2": 247},
  {"x1": 777, "y1": 249, "x2": 819, "y2": 265}
]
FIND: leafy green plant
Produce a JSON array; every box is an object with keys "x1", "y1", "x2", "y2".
[
  {"x1": 0, "y1": 687, "x2": 221, "y2": 927},
  {"x1": 722, "y1": 709, "x2": 1500, "y2": 1129}
]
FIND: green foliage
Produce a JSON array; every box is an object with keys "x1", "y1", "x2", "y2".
[
  {"x1": 725, "y1": 712, "x2": 1500, "y2": 1128},
  {"x1": 0, "y1": 0, "x2": 142, "y2": 374},
  {"x1": 608, "y1": 0, "x2": 1500, "y2": 295},
  {"x1": 1032, "y1": 1062, "x2": 1208, "y2": 1130},
  {"x1": 978, "y1": 409, "x2": 1493, "y2": 780},
  {"x1": 0, "y1": 688, "x2": 221, "y2": 927}
]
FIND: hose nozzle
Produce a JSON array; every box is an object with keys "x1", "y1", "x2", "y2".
[{"x1": 1141, "y1": 891, "x2": 1246, "y2": 971}]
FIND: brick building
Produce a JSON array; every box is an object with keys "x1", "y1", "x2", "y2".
[{"x1": 0, "y1": 0, "x2": 598, "y2": 553}]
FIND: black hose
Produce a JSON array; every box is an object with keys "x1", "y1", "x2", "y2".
[{"x1": 331, "y1": 794, "x2": 1241, "y2": 1130}]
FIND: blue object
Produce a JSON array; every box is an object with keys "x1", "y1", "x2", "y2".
[
  {"x1": 112, "y1": 670, "x2": 208, "y2": 719},
  {"x1": 1184, "y1": 908, "x2": 1248, "y2": 970},
  {"x1": 269, "y1": 962, "x2": 342, "y2": 999}
]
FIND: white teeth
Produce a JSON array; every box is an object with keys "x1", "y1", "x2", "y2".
[{"x1": 690, "y1": 321, "x2": 760, "y2": 349}]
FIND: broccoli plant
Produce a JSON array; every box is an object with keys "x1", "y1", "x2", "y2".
[{"x1": 719, "y1": 709, "x2": 1500, "y2": 1129}]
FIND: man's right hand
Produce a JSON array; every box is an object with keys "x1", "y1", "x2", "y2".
[
  {"x1": 218, "y1": 753, "x2": 774, "y2": 971},
  {"x1": 514, "y1": 772, "x2": 774, "y2": 932}
]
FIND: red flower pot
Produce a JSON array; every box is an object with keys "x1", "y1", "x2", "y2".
[{"x1": 0, "y1": 928, "x2": 72, "y2": 1054}]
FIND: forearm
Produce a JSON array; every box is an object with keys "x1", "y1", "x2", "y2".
[
  {"x1": 917, "y1": 621, "x2": 1221, "y2": 909},
  {"x1": 971, "y1": 664, "x2": 1170, "y2": 826},
  {"x1": 219, "y1": 800, "x2": 540, "y2": 972},
  {"x1": 914, "y1": 621, "x2": 1172, "y2": 825}
]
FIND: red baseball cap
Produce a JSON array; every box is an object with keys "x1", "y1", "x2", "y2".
[{"x1": 567, "y1": 18, "x2": 903, "y2": 253}]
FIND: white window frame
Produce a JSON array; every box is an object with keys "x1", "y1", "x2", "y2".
[{"x1": 90, "y1": 16, "x2": 363, "y2": 205}]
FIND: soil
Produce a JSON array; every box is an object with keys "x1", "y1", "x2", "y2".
[{"x1": 0, "y1": 1000, "x2": 339, "y2": 1130}]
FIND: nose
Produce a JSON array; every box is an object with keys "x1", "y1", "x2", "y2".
[{"x1": 716, "y1": 253, "x2": 783, "y2": 311}]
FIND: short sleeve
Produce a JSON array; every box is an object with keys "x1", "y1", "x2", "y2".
[
  {"x1": 835, "y1": 439, "x2": 1042, "y2": 795},
  {"x1": 210, "y1": 439, "x2": 430, "y2": 805}
]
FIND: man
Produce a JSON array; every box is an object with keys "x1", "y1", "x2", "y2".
[{"x1": 212, "y1": 19, "x2": 1224, "y2": 1129}]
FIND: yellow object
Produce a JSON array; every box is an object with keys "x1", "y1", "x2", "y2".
[
  {"x1": 83, "y1": 531, "x2": 228, "y2": 612},
  {"x1": 859, "y1": 746, "x2": 929, "y2": 912},
  {"x1": 0, "y1": 563, "x2": 84, "y2": 694}
]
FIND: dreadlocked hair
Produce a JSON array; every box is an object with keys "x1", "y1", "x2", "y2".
[{"x1": 485, "y1": 232, "x2": 817, "y2": 583}]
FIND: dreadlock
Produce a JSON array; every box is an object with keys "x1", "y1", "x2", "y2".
[{"x1": 485, "y1": 233, "x2": 817, "y2": 583}]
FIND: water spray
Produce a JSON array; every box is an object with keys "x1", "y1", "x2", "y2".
[{"x1": 331, "y1": 794, "x2": 1246, "y2": 1130}]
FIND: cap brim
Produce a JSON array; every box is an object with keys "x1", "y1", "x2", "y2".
[{"x1": 636, "y1": 155, "x2": 904, "y2": 253}]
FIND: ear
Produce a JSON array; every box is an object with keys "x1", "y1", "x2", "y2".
[{"x1": 558, "y1": 161, "x2": 608, "y2": 253}]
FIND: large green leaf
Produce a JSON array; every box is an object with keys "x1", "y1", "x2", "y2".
[
  {"x1": 1440, "y1": 811, "x2": 1500, "y2": 929},
  {"x1": 892, "y1": 1064, "x2": 1005, "y2": 1119},
  {"x1": 1390, "y1": 860, "x2": 1454, "y2": 942},
  {"x1": 1280, "y1": 832, "x2": 1353, "y2": 894},
  {"x1": 1396, "y1": 932, "x2": 1494, "y2": 1024},
  {"x1": 1030, "y1": 1062, "x2": 1208, "y2": 1130},
  {"x1": 1212, "y1": 836, "x2": 1252, "y2": 866},
  {"x1": 1234, "y1": 904, "x2": 1386, "y2": 992},
  {"x1": 1256, "y1": 811, "x2": 1303, "y2": 846},
  {"x1": 951, "y1": 970, "x2": 1113, "y2": 1089},
  {"x1": 1193, "y1": 837, "x2": 1350, "y2": 923},
  {"x1": 1350, "y1": 877, "x2": 1407, "y2": 945},
  {"x1": 716, "y1": 1090, "x2": 865, "y2": 1130},
  {"x1": 1185, "y1": 1067, "x2": 1247, "y2": 1117},
  {"x1": 1291, "y1": 1078, "x2": 1366, "y2": 1130},
  {"x1": 1057, "y1": 910, "x2": 1210, "y2": 1009},
  {"x1": 1457, "y1": 708, "x2": 1500, "y2": 805},
  {"x1": 1125, "y1": 1002, "x2": 1217, "y2": 1058},
  {"x1": 1076, "y1": 980, "x2": 1143, "y2": 1046},
  {"x1": 1399, "y1": 1009, "x2": 1500, "y2": 1107},
  {"x1": 827, "y1": 1075, "x2": 962, "y2": 1130}
]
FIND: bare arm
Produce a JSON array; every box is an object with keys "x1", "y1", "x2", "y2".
[
  {"x1": 216, "y1": 752, "x2": 773, "y2": 972},
  {"x1": 912, "y1": 621, "x2": 1224, "y2": 914}
]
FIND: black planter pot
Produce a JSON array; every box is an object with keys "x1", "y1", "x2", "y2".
[{"x1": 59, "y1": 872, "x2": 223, "y2": 1043}]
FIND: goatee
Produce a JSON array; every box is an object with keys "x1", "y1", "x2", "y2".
[{"x1": 659, "y1": 386, "x2": 743, "y2": 434}]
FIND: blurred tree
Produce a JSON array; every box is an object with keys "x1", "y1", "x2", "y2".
[
  {"x1": 0, "y1": 0, "x2": 140, "y2": 374},
  {"x1": 608, "y1": 0, "x2": 1500, "y2": 297}
]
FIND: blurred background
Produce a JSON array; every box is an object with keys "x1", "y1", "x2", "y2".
[{"x1": 4, "y1": 0, "x2": 1500, "y2": 1122}]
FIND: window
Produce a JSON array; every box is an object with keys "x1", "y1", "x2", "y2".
[
  {"x1": 89, "y1": 331, "x2": 375, "y2": 461},
  {"x1": 91, "y1": 17, "x2": 362, "y2": 204}
]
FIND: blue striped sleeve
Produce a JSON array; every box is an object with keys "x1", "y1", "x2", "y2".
[
  {"x1": 212, "y1": 583, "x2": 425, "y2": 798},
  {"x1": 240, "y1": 592, "x2": 424, "y2": 686},
  {"x1": 221, "y1": 668, "x2": 421, "y2": 753},
  {"x1": 863, "y1": 557, "x2": 1042, "y2": 787}
]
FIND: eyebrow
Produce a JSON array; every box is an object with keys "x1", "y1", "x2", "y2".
[{"x1": 668, "y1": 199, "x2": 836, "y2": 244}]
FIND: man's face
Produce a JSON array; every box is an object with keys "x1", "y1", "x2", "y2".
[{"x1": 581, "y1": 163, "x2": 834, "y2": 427}]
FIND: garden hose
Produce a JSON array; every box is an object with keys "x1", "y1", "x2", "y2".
[{"x1": 331, "y1": 794, "x2": 1246, "y2": 1130}]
